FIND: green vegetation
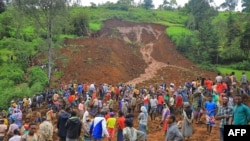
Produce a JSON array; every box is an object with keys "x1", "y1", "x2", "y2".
[{"x1": 217, "y1": 66, "x2": 250, "y2": 80}]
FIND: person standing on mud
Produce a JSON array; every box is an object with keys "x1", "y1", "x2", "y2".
[
  {"x1": 215, "y1": 96, "x2": 233, "y2": 141},
  {"x1": 21, "y1": 123, "x2": 39, "y2": 141},
  {"x1": 204, "y1": 95, "x2": 217, "y2": 136},
  {"x1": 65, "y1": 110, "x2": 82, "y2": 141},
  {"x1": 57, "y1": 108, "x2": 71, "y2": 141},
  {"x1": 232, "y1": 94, "x2": 250, "y2": 125},
  {"x1": 149, "y1": 95, "x2": 157, "y2": 120},
  {"x1": 39, "y1": 117, "x2": 53, "y2": 141},
  {"x1": 138, "y1": 106, "x2": 148, "y2": 141},
  {"x1": 182, "y1": 103, "x2": 193, "y2": 141},
  {"x1": 117, "y1": 111, "x2": 125, "y2": 141},
  {"x1": 165, "y1": 115, "x2": 183, "y2": 141}
]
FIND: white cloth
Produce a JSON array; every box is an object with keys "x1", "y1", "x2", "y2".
[{"x1": 9, "y1": 135, "x2": 21, "y2": 141}]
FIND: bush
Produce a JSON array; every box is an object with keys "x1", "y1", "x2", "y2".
[
  {"x1": 70, "y1": 12, "x2": 89, "y2": 36},
  {"x1": 28, "y1": 66, "x2": 48, "y2": 87},
  {"x1": 230, "y1": 60, "x2": 250, "y2": 71},
  {"x1": 198, "y1": 63, "x2": 218, "y2": 72},
  {"x1": 0, "y1": 64, "x2": 24, "y2": 84}
]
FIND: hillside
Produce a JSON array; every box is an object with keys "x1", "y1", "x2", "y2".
[{"x1": 41, "y1": 19, "x2": 217, "y2": 88}]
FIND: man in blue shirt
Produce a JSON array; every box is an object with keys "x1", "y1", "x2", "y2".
[{"x1": 204, "y1": 94, "x2": 217, "y2": 135}]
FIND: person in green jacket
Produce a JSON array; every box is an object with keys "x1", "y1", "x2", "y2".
[{"x1": 232, "y1": 94, "x2": 250, "y2": 125}]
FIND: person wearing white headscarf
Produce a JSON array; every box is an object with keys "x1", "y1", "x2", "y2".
[{"x1": 138, "y1": 106, "x2": 148, "y2": 140}]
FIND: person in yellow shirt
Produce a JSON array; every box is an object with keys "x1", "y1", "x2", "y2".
[
  {"x1": 3, "y1": 116, "x2": 8, "y2": 125},
  {"x1": 106, "y1": 112, "x2": 116, "y2": 141}
]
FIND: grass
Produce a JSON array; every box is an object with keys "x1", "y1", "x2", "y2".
[
  {"x1": 166, "y1": 26, "x2": 193, "y2": 42},
  {"x1": 70, "y1": 7, "x2": 188, "y2": 31},
  {"x1": 217, "y1": 66, "x2": 250, "y2": 81},
  {"x1": 89, "y1": 23, "x2": 102, "y2": 31}
]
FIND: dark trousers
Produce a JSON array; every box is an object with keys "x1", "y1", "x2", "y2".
[{"x1": 220, "y1": 128, "x2": 224, "y2": 141}]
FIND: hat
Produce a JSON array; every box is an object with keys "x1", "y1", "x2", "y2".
[
  {"x1": 109, "y1": 112, "x2": 115, "y2": 116},
  {"x1": 184, "y1": 102, "x2": 190, "y2": 108}
]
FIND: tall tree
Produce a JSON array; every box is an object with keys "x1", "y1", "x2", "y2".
[
  {"x1": 15, "y1": 0, "x2": 68, "y2": 85},
  {"x1": 220, "y1": 0, "x2": 239, "y2": 11},
  {"x1": 159, "y1": 0, "x2": 177, "y2": 10},
  {"x1": 225, "y1": 12, "x2": 240, "y2": 47},
  {"x1": 240, "y1": 22, "x2": 250, "y2": 57},
  {"x1": 242, "y1": 0, "x2": 250, "y2": 12},
  {"x1": 185, "y1": 0, "x2": 217, "y2": 30},
  {"x1": 143, "y1": 0, "x2": 154, "y2": 9},
  {"x1": 0, "y1": 0, "x2": 5, "y2": 13},
  {"x1": 195, "y1": 20, "x2": 219, "y2": 63}
]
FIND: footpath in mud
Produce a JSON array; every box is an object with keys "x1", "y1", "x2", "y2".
[{"x1": 32, "y1": 19, "x2": 219, "y2": 141}]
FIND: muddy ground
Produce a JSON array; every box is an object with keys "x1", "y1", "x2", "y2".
[{"x1": 32, "y1": 19, "x2": 222, "y2": 141}]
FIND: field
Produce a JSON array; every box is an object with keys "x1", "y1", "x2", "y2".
[{"x1": 217, "y1": 66, "x2": 250, "y2": 80}]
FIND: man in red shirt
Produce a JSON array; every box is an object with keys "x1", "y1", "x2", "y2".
[
  {"x1": 204, "y1": 78, "x2": 213, "y2": 95},
  {"x1": 117, "y1": 111, "x2": 125, "y2": 141},
  {"x1": 175, "y1": 93, "x2": 183, "y2": 115},
  {"x1": 157, "y1": 93, "x2": 164, "y2": 115}
]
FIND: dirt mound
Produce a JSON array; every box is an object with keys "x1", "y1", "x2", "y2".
[{"x1": 52, "y1": 19, "x2": 216, "y2": 86}]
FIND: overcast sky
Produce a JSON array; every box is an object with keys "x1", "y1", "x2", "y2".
[{"x1": 75, "y1": 0, "x2": 242, "y2": 11}]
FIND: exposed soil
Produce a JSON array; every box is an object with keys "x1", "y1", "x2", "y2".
[
  {"x1": 46, "y1": 19, "x2": 216, "y2": 88},
  {"x1": 33, "y1": 19, "x2": 221, "y2": 141}
]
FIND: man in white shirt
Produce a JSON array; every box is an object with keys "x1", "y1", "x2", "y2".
[
  {"x1": 215, "y1": 73, "x2": 223, "y2": 84},
  {"x1": 149, "y1": 95, "x2": 158, "y2": 120},
  {"x1": 82, "y1": 107, "x2": 90, "y2": 123},
  {"x1": 8, "y1": 129, "x2": 21, "y2": 141}
]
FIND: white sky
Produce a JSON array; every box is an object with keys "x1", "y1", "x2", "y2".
[{"x1": 74, "y1": 0, "x2": 242, "y2": 11}]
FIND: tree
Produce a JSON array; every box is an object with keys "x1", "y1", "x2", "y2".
[
  {"x1": 196, "y1": 20, "x2": 219, "y2": 63},
  {"x1": 158, "y1": 0, "x2": 177, "y2": 10},
  {"x1": 242, "y1": 0, "x2": 250, "y2": 12},
  {"x1": 220, "y1": 0, "x2": 239, "y2": 11},
  {"x1": 143, "y1": 0, "x2": 154, "y2": 9},
  {"x1": 225, "y1": 12, "x2": 240, "y2": 47},
  {"x1": 15, "y1": 0, "x2": 68, "y2": 85},
  {"x1": 185, "y1": 0, "x2": 217, "y2": 30},
  {"x1": 0, "y1": 0, "x2": 5, "y2": 13},
  {"x1": 240, "y1": 22, "x2": 250, "y2": 57}
]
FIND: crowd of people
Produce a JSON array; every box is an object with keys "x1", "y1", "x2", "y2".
[{"x1": 0, "y1": 71, "x2": 249, "y2": 141}]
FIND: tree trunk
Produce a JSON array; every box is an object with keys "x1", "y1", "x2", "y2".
[{"x1": 48, "y1": 2, "x2": 53, "y2": 86}]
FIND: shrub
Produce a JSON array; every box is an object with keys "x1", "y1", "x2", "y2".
[
  {"x1": 230, "y1": 60, "x2": 250, "y2": 71},
  {"x1": 28, "y1": 66, "x2": 48, "y2": 87}
]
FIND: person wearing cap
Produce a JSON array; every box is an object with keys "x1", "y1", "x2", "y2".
[
  {"x1": 123, "y1": 118, "x2": 145, "y2": 141},
  {"x1": 0, "y1": 118, "x2": 7, "y2": 141},
  {"x1": 182, "y1": 102, "x2": 193, "y2": 141},
  {"x1": 9, "y1": 129, "x2": 21, "y2": 141},
  {"x1": 106, "y1": 112, "x2": 116, "y2": 141}
]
